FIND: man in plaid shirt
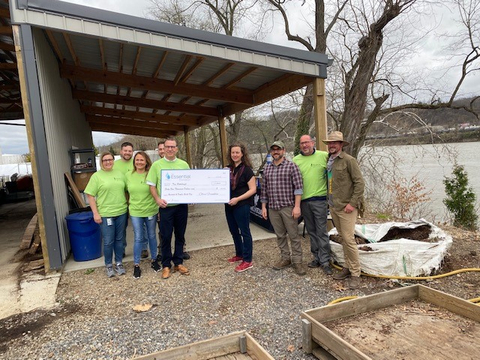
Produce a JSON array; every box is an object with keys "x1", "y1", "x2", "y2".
[{"x1": 261, "y1": 140, "x2": 306, "y2": 276}]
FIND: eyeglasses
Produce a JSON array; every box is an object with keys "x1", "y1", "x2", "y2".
[
  {"x1": 102, "y1": 159, "x2": 114, "y2": 162},
  {"x1": 300, "y1": 141, "x2": 313, "y2": 145}
]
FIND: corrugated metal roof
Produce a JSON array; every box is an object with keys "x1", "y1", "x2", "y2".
[{"x1": 7, "y1": 0, "x2": 329, "y2": 137}]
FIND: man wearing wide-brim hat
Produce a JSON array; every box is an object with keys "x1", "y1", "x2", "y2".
[{"x1": 323, "y1": 131, "x2": 365, "y2": 289}]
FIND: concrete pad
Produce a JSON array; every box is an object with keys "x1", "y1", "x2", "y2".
[
  {"x1": 0, "y1": 199, "x2": 62, "y2": 320},
  {"x1": 19, "y1": 272, "x2": 61, "y2": 313},
  {"x1": 0, "y1": 263, "x2": 21, "y2": 319},
  {"x1": 64, "y1": 203, "x2": 277, "y2": 273}
]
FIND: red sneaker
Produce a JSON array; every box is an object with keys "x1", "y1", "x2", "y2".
[
  {"x1": 228, "y1": 256, "x2": 243, "y2": 263},
  {"x1": 235, "y1": 261, "x2": 253, "y2": 273}
]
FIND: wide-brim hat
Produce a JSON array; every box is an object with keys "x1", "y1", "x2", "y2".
[
  {"x1": 270, "y1": 140, "x2": 285, "y2": 149},
  {"x1": 322, "y1": 131, "x2": 350, "y2": 145}
]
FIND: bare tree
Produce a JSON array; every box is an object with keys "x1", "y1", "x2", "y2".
[
  {"x1": 148, "y1": 0, "x2": 263, "y2": 143},
  {"x1": 267, "y1": 0, "x2": 479, "y2": 158}
]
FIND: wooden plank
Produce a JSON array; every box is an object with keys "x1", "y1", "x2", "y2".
[
  {"x1": 309, "y1": 318, "x2": 372, "y2": 360},
  {"x1": 303, "y1": 285, "x2": 418, "y2": 323},
  {"x1": 64, "y1": 172, "x2": 86, "y2": 208},
  {"x1": 134, "y1": 332, "x2": 242, "y2": 360},
  {"x1": 13, "y1": 24, "x2": 50, "y2": 272},
  {"x1": 325, "y1": 295, "x2": 480, "y2": 359},
  {"x1": 218, "y1": 117, "x2": 228, "y2": 167},
  {"x1": 302, "y1": 285, "x2": 480, "y2": 360},
  {"x1": 244, "y1": 332, "x2": 275, "y2": 360},
  {"x1": 312, "y1": 346, "x2": 339, "y2": 360},
  {"x1": 20, "y1": 213, "x2": 38, "y2": 249},
  {"x1": 28, "y1": 233, "x2": 42, "y2": 254},
  {"x1": 302, "y1": 318, "x2": 314, "y2": 354},
  {"x1": 60, "y1": 64, "x2": 254, "y2": 105},
  {"x1": 23, "y1": 259, "x2": 44, "y2": 272},
  {"x1": 313, "y1": 78, "x2": 328, "y2": 151},
  {"x1": 418, "y1": 285, "x2": 480, "y2": 322}
]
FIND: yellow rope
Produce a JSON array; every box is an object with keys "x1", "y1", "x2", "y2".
[
  {"x1": 327, "y1": 265, "x2": 480, "y2": 305},
  {"x1": 331, "y1": 262, "x2": 480, "y2": 280}
]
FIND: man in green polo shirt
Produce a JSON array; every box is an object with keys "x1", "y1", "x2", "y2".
[
  {"x1": 293, "y1": 134, "x2": 333, "y2": 275},
  {"x1": 147, "y1": 137, "x2": 190, "y2": 280},
  {"x1": 113, "y1": 142, "x2": 134, "y2": 174}
]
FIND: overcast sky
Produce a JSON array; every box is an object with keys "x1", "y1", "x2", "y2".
[{"x1": 1, "y1": 0, "x2": 477, "y2": 155}]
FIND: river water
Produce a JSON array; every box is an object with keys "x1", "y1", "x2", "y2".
[{"x1": 360, "y1": 142, "x2": 480, "y2": 223}]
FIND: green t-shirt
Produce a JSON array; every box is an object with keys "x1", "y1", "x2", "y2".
[
  {"x1": 146, "y1": 157, "x2": 190, "y2": 205},
  {"x1": 293, "y1": 150, "x2": 328, "y2": 200},
  {"x1": 84, "y1": 169, "x2": 127, "y2": 217},
  {"x1": 113, "y1": 158, "x2": 134, "y2": 174},
  {"x1": 126, "y1": 171, "x2": 158, "y2": 217}
]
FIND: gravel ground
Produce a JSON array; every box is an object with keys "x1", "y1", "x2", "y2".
[
  {"x1": 1, "y1": 225, "x2": 478, "y2": 360},
  {"x1": 0, "y1": 237, "x2": 386, "y2": 360}
]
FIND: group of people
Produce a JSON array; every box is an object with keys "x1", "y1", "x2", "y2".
[
  {"x1": 85, "y1": 139, "x2": 190, "y2": 279},
  {"x1": 260, "y1": 131, "x2": 365, "y2": 289},
  {"x1": 83, "y1": 131, "x2": 365, "y2": 289}
]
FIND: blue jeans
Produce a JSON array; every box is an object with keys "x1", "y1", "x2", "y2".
[
  {"x1": 100, "y1": 213, "x2": 127, "y2": 266},
  {"x1": 131, "y1": 215, "x2": 158, "y2": 265},
  {"x1": 225, "y1": 204, "x2": 253, "y2": 262},
  {"x1": 301, "y1": 200, "x2": 331, "y2": 265},
  {"x1": 159, "y1": 204, "x2": 188, "y2": 268}
]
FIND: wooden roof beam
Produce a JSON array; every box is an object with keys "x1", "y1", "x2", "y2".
[
  {"x1": 173, "y1": 55, "x2": 192, "y2": 86},
  {"x1": 63, "y1": 33, "x2": 79, "y2": 65},
  {"x1": 72, "y1": 89, "x2": 218, "y2": 117},
  {"x1": 0, "y1": 41, "x2": 14, "y2": 52},
  {"x1": 0, "y1": 8, "x2": 10, "y2": 18},
  {"x1": 222, "y1": 67, "x2": 258, "y2": 89},
  {"x1": 180, "y1": 57, "x2": 204, "y2": 83},
  {"x1": 89, "y1": 122, "x2": 177, "y2": 138},
  {"x1": 0, "y1": 63, "x2": 17, "y2": 70},
  {"x1": 86, "y1": 114, "x2": 185, "y2": 132},
  {"x1": 60, "y1": 64, "x2": 254, "y2": 104},
  {"x1": 45, "y1": 30, "x2": 64, "y2": 62},
  {"x1": 0, "y1": 26, "x2": 12, "y2": 35},
  {"x1": 81, "y1": 104, "x2": 202, "y2": 126},
  {"x1": 223, "y1": 74, "x2": 314, "y2": 117},
  {"x1": 203, "y1": 63, "x2": 235, "y2": 86}
]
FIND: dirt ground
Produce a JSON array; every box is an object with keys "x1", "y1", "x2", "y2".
[
  {"x1": 0, "y1": 217, "x2": 478, "y2": 359},
  {"x1": 327, "y1": 299, "x2": 480, "y2": 360}
]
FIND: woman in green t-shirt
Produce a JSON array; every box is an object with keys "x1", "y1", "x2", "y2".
[
  {"x1": 85, "y1": 152, "x2": 128, "y2": 278},
  {"x1": 126, "y1": 151, "x2": 160, "y2": 279}
]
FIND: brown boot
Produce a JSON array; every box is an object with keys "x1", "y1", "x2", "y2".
[
  {"x1": 293, "y1": 263, "x2": 306, "y2": 276},
  {"x1": 348, "y1": 276, "x2": 361, "y2": 289},
  {"x1": 174, "y1": 264, "x2": 190, "y2": 275},
  {"x1": 332, "y1": 267, "x2": 351, "y2": 280},
  {"x1": 162, "y1": 267, "x2": 171, "y2": 279},
  {"x1": 273, "y1": 259, "x2": 291, "y2": 270}
]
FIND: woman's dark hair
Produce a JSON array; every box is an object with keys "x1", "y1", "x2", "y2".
[
  {"x1": 133, "y1": 151, "x2": 152, "y2": 173},
  {"x1": 227, "y1": 142, "x2": 252, "y2": 168}
]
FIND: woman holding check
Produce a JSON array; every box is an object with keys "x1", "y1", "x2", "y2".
[{"x1": 225, "y1": 142, "x2": 257, "y2": 273}]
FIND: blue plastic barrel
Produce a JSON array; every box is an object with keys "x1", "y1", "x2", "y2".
[{"x1": 65, "y1": 211, "x2": 102, "y2": 261}]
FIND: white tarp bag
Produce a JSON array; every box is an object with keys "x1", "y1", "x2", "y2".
[{"x1": 329, "y1": 219, "x2": 453, "y2": 277}]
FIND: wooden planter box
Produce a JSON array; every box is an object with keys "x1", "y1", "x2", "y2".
[
  {"x1": 134, "y1": 331, "x2": 274, "y2": 360},
  {"x1": 301, "y1": 285, "x2": 480, "y2": 360}
]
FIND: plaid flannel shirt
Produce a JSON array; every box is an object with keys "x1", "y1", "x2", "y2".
[{"x1": 260, "y1": 158, "x2": 303, "y2": 210}]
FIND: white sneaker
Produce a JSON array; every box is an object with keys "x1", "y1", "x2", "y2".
[{"x1": 115, "y1": 263, "x2": 126, "y2": 275}]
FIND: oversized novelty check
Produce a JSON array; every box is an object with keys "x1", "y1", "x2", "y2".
[{"x1": 161, "y1": 169, "x2": 230, "y2": 204}]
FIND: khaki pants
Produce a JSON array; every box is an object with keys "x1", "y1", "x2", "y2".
[
  {"x1": 269, "y1": 207, "x2": 303, "y2": 264},
  {"x1": 330, "y1": 207, "x2": 361, "y2": 276}
]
